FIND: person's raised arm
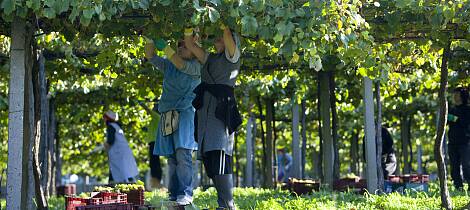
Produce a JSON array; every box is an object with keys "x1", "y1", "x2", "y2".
[
  {"x1": 184, "y1": 28, "x2": 207, "y2": 64},
  {"x1": 221, "y1": 24, "x2": 237, "y2": 58},
  {"x1": 153, "y1": 39, "x2": 187, "y2": 70},
  {"x1": 144, "y1": 38, "x2": 168, "y2": 72},
  {"x1": 138, "y1": 101, "x2": 152, "y2": 114}
]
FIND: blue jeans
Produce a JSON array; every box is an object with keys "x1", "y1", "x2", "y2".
[{"x1": 168, "y1": 148, "x2": 194, "y2": 202}]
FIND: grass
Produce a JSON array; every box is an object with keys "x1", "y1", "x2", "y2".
[
  {"x1": 2, "y1": 182, "x2": 469, "y2": 210},
  {"x1": 144, "y1": 183, "x2": 470, "y2": 210}
]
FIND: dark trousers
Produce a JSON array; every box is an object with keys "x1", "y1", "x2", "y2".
[
  {"x1": 149, "y1": 141, "x2": 162, "y2": 180},
  {"x1": 448, "y1": 144, "x2": 470, "y2": 188}
]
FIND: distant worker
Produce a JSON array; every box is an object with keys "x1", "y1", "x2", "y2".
[
  {"x1": 103, "y1": 110, "x2": 139, "y2": 183},
  {"x1": 448, "y1": 87, "x2": 470, "y2": 191},
  {"x1": 277, "y1": 148, "x2": 293, "y2": 183},
  {"x1": 363, "y1": 125, "x2": 397, "y2": 178},
  {"x1": 140, "y1": 101, "x2": 163, "y2": 189},
  {"x1": 381, "y1": 126, "x2": 397, "y2": 178}
]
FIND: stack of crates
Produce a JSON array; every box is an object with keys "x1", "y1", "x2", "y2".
[{"x1": 66, "y1": 192, "x2": 128, "y2": 210}]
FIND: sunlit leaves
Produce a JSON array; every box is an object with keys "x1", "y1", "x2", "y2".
[
  {"x1": 1, "y1": 0, "x2": 15, "y2": 15},
  {"x1": 208, "y1": 6, "x2": 220, "y2": 22},
  {"x1": 241, "y1": 15, "x2": 258, "y2": 36}
]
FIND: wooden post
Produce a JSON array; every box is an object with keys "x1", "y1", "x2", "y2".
[
  {"x1": 245, "y1": 115, "x2": 254, "y2": 187},
  {"x1": 265, "y1": 98, "x2": 274, "y2": 188},
  {"x1": 272, "y1": 101, "x2": 277, "y2": 187},
  {"x1": 363, "y1": 77, "x2": 378, "y2": 193},
  {"x1": 417, "y1": 145, "x2": 423, "y2": 174},
  {"x1": 292, "y1": 99, "x2": 301, "y2": 178},
  {"x1": 301, "y1": 100, "x2": 307, "y2": 178},
  {"x1": 401, "y1": 115, "x2": 411, "y2": 174},
  {"x1": 252, "y1": 114, "x2": 257, "y2": 186},
  {"x1": 319, "y1": 72, "x2": 334, "y2": 188},
  {"x1": 6, "y1": 18, "x2": 34, "y2": 210}
]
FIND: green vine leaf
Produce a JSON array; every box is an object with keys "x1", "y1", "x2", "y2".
[
  {"x1": 1, "y1": 0, "x2": 16, "y2": 15},
  {"x1": 208, "y1": 6, "x2": 220, "y2": 23}
]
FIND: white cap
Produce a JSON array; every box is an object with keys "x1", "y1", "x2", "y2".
[{"x1": 104, "y1": 110, "x2": 118, "y2": 121}]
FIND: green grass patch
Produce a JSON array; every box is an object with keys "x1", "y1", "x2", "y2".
[
  {"x1": 143, "y1": 184, "x2": 470, "y2": 210},
  {"x1": 36, "y1": 182, "x2": 470, "y2": 209}
]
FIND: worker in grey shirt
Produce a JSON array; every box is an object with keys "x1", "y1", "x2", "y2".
[{"x1": 185, "y1": 24, "x2": 242, "y2": 210}]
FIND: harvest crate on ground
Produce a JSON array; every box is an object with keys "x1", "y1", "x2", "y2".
[
  {"x1": 333, "y1": 177, "x2": 367, "y2": 193},
  {"x1": 283, "y1": 178, "x2": 321, "y2": 195}
]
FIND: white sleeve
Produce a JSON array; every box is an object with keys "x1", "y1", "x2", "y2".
[{"x1": 225, "y1": 45, "x2": 240, "y2": 64}]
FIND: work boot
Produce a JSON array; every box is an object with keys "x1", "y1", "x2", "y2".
[{"x1": 213, "y1": 175, "x2": 236, "y2": 210}]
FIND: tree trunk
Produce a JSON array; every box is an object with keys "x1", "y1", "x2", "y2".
[
  {"x1": 234, "y1": 132, "x2": 239, "y2": 187},
  {"x1": 329, "y1": 71, "x2": 340, "y2": 181},
  {"x1": 32, "y1": 51, "x2": 48, "y2": 209},
  {"x1": 395, "y1": 138, "x2": 401, "y2": 175},
  {"x1": 55, "y1": 122, "x2": 62, "y2": 193},
  {"x1": 363, "y1": 77, "x2": 378, "y2": 193},
  {"x1": 265, "y1": 98, "x2": 274, "y2": 188},
  {"x1": 292, "y1": 98, "x2": 301, "y2": 178},
  {"x1": 256, "y1": 96, "x2": 268, "y2": 187},
  {"x1": 48, "y1": 100, "x2": 57, "y2": 196},
  {"x1": 375, "y1": 81, "x2": 384, "y2": 191},
  {"x1": 301, "y1": 100, "x2": 307, "y2": 178},
  {"x1": 38, "y1": 54, "x2": 50, "y2": 199},
  {"x1": 350, "y1": 131, "x2": 359, "y2": 175},
  {"x1": 319, "y1": 71, "x2": 334, "y2": 188},
  {"x1": 435, "y1": 42, "x2": 452, "y2": 210},
  {"x1": 33, "y1": 122, "x2": 48, "y2": 209}
]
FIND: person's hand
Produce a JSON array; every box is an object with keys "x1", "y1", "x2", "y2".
[
  {"x1": 143, "y1": 36, "x2": 156, "y2": 60},
  {"x1": 448, "y1": 114, "x2": 459, "y2": 122},
  {"x1": 154, "y1": 38, "x2": 167, "y2": 51},
  {"x1": 184, "y1": 28, "x2": 194, "y2": 37},
  {"x1": 104, "y1": 142, "x2": 111, "y2": 151},
  {"x1": 220, "y1": 22, "x2": 228, "y2": 31},
  {"x1": 152, "y1": 38, "x2": 175, "y2": 58},
  {"x1": 90, "y1": 144, "x2": 105, "y2": 154}
]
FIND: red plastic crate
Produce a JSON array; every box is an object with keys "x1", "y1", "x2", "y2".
[
  {"x1": 75, "y1": 203, "x2": 133, "y2": 210},
  {"x1": 66, "y1": 197, "x2": 87, "y2": 210},
  {"x1": 93, "y1": 192, "x2": 127, "y2": 204},
  {"x1": 396, "y1": 174, "x2": 430, "y2": 184},
  {"x1": 126, "y1": 189, "x2": 145, "y2": 206},
  {"x1": 409, "y1": 174, "x2": 420, "y2": 183},
  {"x1": 388, "y1": 175, "x2": 400, "y2": 183},
  {"x1": 420, "y1": 174, "x2": 430, "y2": 183}
]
